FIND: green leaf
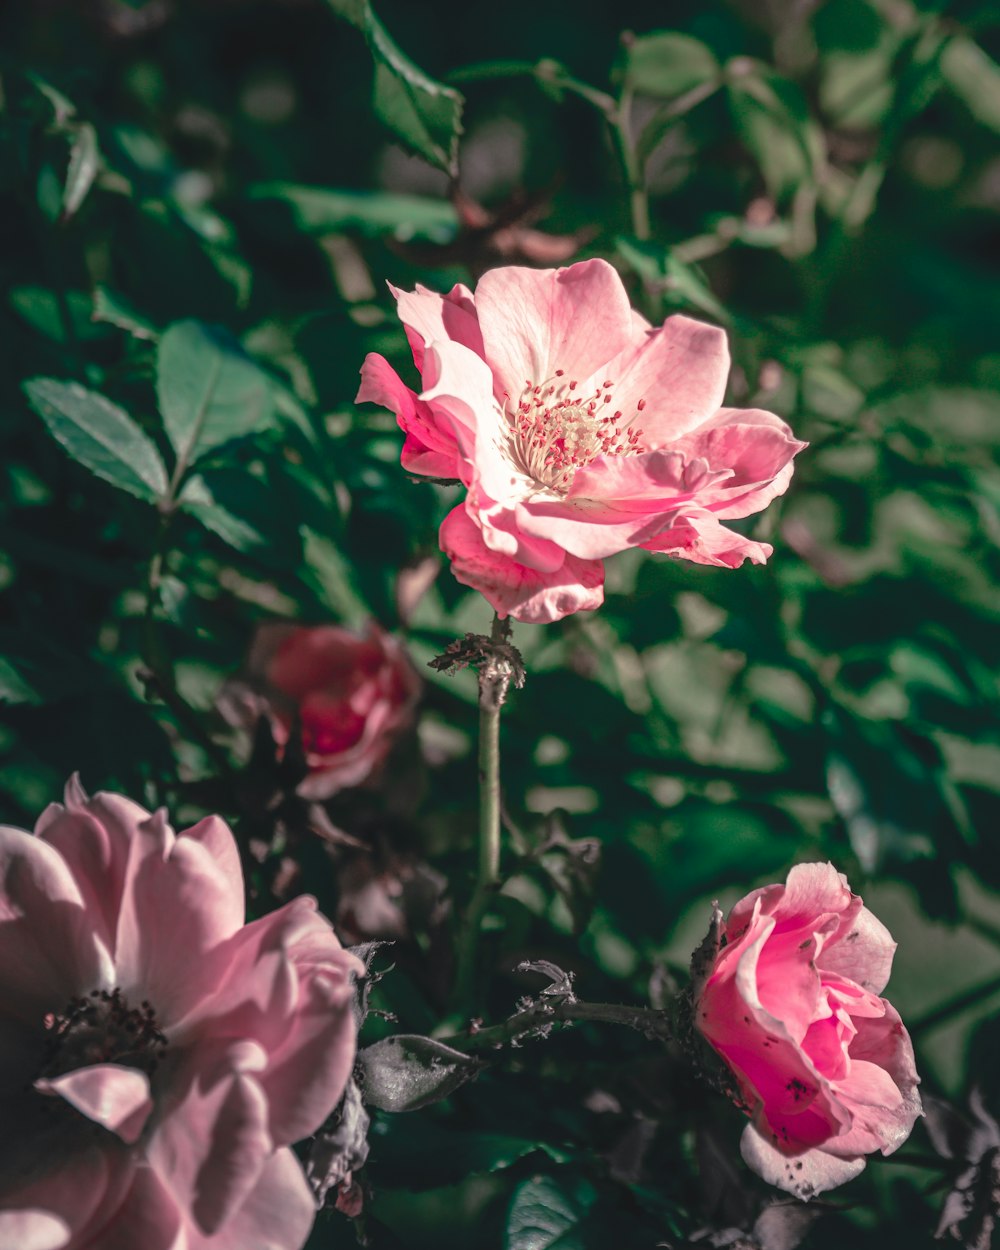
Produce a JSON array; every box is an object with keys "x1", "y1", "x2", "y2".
[
  {"x1": 245, "y1": 182, "x2": 459, "y2": 240},
  {"x1": 93, "y1": 286, "x2": 159, "y2": 341},
  {"x1": 178, "y1": 468, "x2": 303, "y2": 565},
  {"x1": 940, "y1": 34, "x2": 1000, "y2": 133},
  {"x1": 325, "y1": 0, "x2": 464, "y2": 175},
  {"x1": 621, "y1": 32, "x2": 721, "y2": 99},
  {"x1": 725, "y1": 60, "x2": 822, "y2": 201},
  {"x1": 156, "y1": 320, "x2": 272, "y2": 473},
  {"x1": 615, "y1": 236, "x2": 729, "y2": 323},
  {"x1": 23, "y1": 377, "x2": 168, "y2": 503},
  {"x1": 61, "y1": 121, "x2": 100, "y2": 221},
  {"x1": 505, "y1": 1175, "x2": 597, "y2": 1250},
  {"x1": 9, "y1": 286, "x2": 107, "y2": 344},
  {"x1": 356, "y1": 1034, "x2": 483, "y2": 1112}
]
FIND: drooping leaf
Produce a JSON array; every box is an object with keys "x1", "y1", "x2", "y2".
[
  {"x1": 9, "y1": 286, "x2": 107, "y2": 344},
  {"x1": 616, "y1": 236, "x2": 729, "y2": 323},
  {"x1": 356, "y1": 1034, "x2": 482, "y2": 1112},
  {"x1": 61, "y1": 121, "x2": 100, "y2": 221},
  {"x1": 23, "y1": 378, "x2": 168, "y2": 503},
  {"x1": 941, "y1": 34, "x2": 1000, "y2": 133},
  {"x1": 156, "y1": 320, "x2": 272, "y2": 473},
  {"x1": 725, "y1": 60, "x2": 822, "y2": 201},
  {"x1": 178, "y1": 468, "x2": 303, "y2": 565},
  {"x1": 325, "y1": 0, "x2": 464, "y2": 175},
  {"x1": 92, "y1": 286, "x2": 160, "y2": 340}
]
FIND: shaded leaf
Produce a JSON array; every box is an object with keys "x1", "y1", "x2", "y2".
[
  {"x1": 616, "y1": 236, "x2": 729, "y2": 323},
  {"x1": 326, "y1": 0, "x2": 464, "y2": 176},
  {"x1": 61, "y1": 121, "x2": 100, "y2": 221},
  {"x1": 156, "y1": 320, "x2": 272, "y2": 472},
  {"x1": 246, "y1": 183, "x2": 458, "y2": 240},
  {"x1": 621, "y1": 32, "x2": 721, "y2": 99},
  {"x1": 356, "y1": 1034, "x2": 482, "y2": 1112},
  {"x1": 24, "y1": 377, "x2": 168, "y2": 502},
  {"x1": 505, "y1": 1174, "x2": 597, "y2": 1250}
]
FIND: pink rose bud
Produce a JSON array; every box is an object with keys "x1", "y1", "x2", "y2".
[
  {"x1": 228, "y1": 622, "x2": 421, "y2": 800},
  {"x1": 0, "y1": 776, "x2": 363, "y2": 1249},
  {"x1": 693, "y1": 862, "x2": 922, "y2": 1200},
  {"x1": 357, "y1": 259, "x2": 806, "y2": 623}
]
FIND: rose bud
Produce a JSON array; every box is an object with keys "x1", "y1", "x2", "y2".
[{"x1": 225, "y1": 622, "x2": 421, "y2": 800}]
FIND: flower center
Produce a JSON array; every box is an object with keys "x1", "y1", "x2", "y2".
[
  {"x1": 39, "y1": 988, "x2": 168, "y2": 1080},
  {"x1": 502, "y1": 373, "x2": 645, "y2": 493}
]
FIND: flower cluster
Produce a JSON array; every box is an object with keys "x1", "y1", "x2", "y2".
[
  {"x1": 358, "y1": 259, "x2": 805, "y2": 622},
  {"x1": 0, "y1": 778, "x2": 361, "y2": 1250}
]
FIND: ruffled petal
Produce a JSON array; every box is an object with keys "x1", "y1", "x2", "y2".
[
  {"x1": 473, "y1": 260, "x2": 636, "y2": 403},
  {"x1": 819, "y1": 904, "x2": 897, "y2": 995},
  {"x1": 740, "y1": 1124, "x2": 866, "y2": 1201},
  {"x1": 182, "y1": 1148, "x2": 316, "y2": 1250},
  {"x1": 439, "y1": 504, "x2": 605, "y2": 624},
  {"x1": 36, "y1": 1064, "x2": 153, "y2": 1145},
  {"x1": 148, "y1": 1040, "x2": 272, "y2": 1236},
  {"x1": 578, "y1": 313, "x2": 730, "y2": 446},
  {"x1": 389, "y1": 281, "x2": 483, "y2": 372},
  {"x1": 640, "y1": 510, "x2": 773, "y2": 567},
  {"x1": 356, "y1": 353, "x2": 463, "y2": 480},
  {"x1": 77, "y1": 1165, "x2": 182, "y2": 1250},
  {"x1": 0, "y1": 821, "x2": 108, "y2": 1021}
]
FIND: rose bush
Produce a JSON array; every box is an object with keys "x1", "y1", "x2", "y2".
[
  {"x1": 358, "y1": 259, "x2": 805, "y2": 623},
  {"x1": 694, "y1": 862, "x2": 921, "y2": 1200},
  {"x1": 225, "y1": 622, "x2": 421, "y2": 800},
  {"x1": 0, "y1": 777, "x2": 362, "y2": 1250}
]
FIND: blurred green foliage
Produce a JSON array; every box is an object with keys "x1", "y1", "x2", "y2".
[{"x1": 2, "y1": 0, "x2": 1000, "y2": 1245}]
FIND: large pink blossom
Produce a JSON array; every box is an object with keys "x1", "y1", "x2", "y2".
[
  {"x1": 0, "y1": 778, "x2": 362, "y2": 1250},
  {"x1": 694, "y1": 862, "x2": 921, "y2": 1200},
  {"x1": 357, "y1": 259, "x2": 805, "y2": 623}
]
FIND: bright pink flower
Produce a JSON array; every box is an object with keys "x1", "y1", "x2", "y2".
[
  {"x1": 694, "y1": 862, "x2": 921, "y2": 1199},
  {"x1": 0, "y1": 778, "x2": 363, "y2": 1250},
  {"x1": 226, "y1": 622, "x2": 421, "y2": 800},
  {"x1": 357, "y1": 259, "x2": 805, "y2": 623}
]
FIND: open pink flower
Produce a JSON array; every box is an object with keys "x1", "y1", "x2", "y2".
[
  {"x1": 0, "y1": 777, "x2": 363, "y2": 1250},
  {"x1": 357, "y1": 260, "x2": 805, "y2": 623},
  {"x1": 694, "y1": 863, "x2": 921, "y2": 1200},
  {"x1": 224, "y1": 622, "x2": 421, "y2": 800}
]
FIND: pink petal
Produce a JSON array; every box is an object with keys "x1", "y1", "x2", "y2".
[
  {"x1": 640, "y1": 510, "x2": 773, "y2": 567},
  {"x1": 669, "y1": 408, "x2": 806, "y2": 518},
  {"x1": 740, "y1": 1124, "x2": 866, "y2": 1200},
  {"x1": 0, "y1": 822, "x2": 107, "y2": 1021},
  {"x1": 0, "y1": 1139, "x2": 127, "y2": 1250},
  {"x1": 179, "y1": 815, "x2": 245, "y2": 920},
  {"x1": 113, "y1": 808, "x2": 244, "y2": 1024},
  {"x1": 0, "y1": 1211, "x2": 69, "y2": 1250},
  {"x1": 439, "y1": 504, "x2": 605, "y2": 623},
  {"x1": 819, "y1": 904, "x2": 897, "y2": 995},
  {"x1": 567, "y1": 447, "x2": 732, "y2": 510},
  {"x1": 473, "y1": 260, "x2": 636, "y2": 403},
  {"x1": 357, "y1": 353, "x2": 463, "y2": 480},
  {"x1": 149, "y1": 1040, "x2": 272, "y2": 1235},
  {"x1": 389, "y1": 281, "x2": 483, "y2": 371},
  {"x1": 78, "y1": 1166, "x2": 182, "y2": 1250},
  {"x1": 182, "y1": 1148, "x2": 316, "y2": 1250},
  {"x1": 579, "y1": 314, "x2": 730, "y2": 446},
  {"x1": 36, "y1": 1064, "x2": 153, "y2": 1145},
  {"x1": 772, "y1": 863, "x2": 856, "y2": 932},
  {"x1": 259, "y1": 969, "x2": 358, "y2": 1145},
  {"x1": 510, "y1": 495, "x2": 670, "y2": 562}
]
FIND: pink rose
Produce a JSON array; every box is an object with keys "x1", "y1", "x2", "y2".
[
  {"x1": 694, "y1": 862, "x2": 921, "y2": 1200},
  {"x1": 0, "y1": 777, "x2": 363, "y2": 1250},
  {"x1": 229, "y1": 622, "x2": 421, "y2": 800},
  {"x1": 357, "y1": 259, "x2": 805, "y2": 623}
]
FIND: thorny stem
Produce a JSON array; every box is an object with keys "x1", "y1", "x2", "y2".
[
  {"x1": 450, "y1": 615, "x2": 517, "y2": 1014},
  {"x1": 445, "y1": 996, "x2": 673, "y2": 1055}
]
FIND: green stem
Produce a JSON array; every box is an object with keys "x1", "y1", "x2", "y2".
[
  {"x1": 445, "y1": 997, "x2": 672, "y2": 1055},
  {"x1": 450, "y1": 615, "x2": 511, "y2": 1015},
  {"x1": 613, "y1": 87, "x2": 651, "y2": 243}
]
